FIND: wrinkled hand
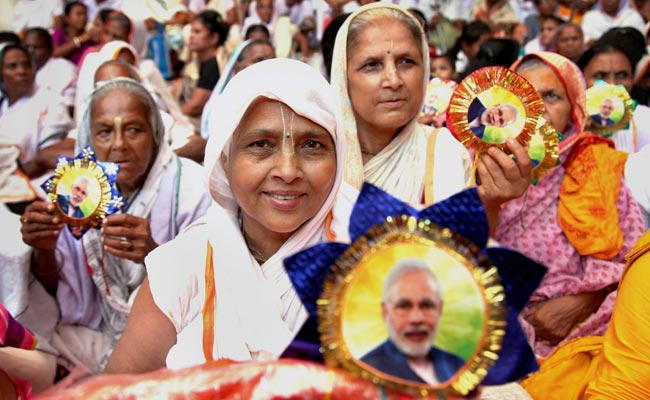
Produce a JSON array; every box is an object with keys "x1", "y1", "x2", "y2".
[
  {"x1": 101, "y1": 214, "x2": 158, "y2": 264},
  {"x1": 525, "y1": 290, "x2": 608, "y2": 346},
  {"x1": 476, "y1": 138, "x2": 531, "y2": 211},
  {"x1": 21, "y1": 201, "x2": 64, "y2": 251}
]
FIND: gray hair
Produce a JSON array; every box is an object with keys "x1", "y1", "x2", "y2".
[
  {"x1": 77, "y1": 78, "x2": 164, "y2": 152},
  {"x1": 347, "y1": 6, "x2": 423, "y2": 57},
  {"x1": 501, "y1": 103, "x2": 520, "y2": 125},
  {"x1": 93, "y1": 60, "x2": 142, "y2": 86},
  {"x1": 514, "y1": 56, "x2": 549, "y2": 74},
  {"x1": 382, "y1": 258, "x2": 443, "y2": 303},
  {"x1": 72, "y1": 174, "x2": 92, "y2": 187}
]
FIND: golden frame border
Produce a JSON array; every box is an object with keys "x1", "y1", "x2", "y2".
[
  {"x1": 585, "y1": 84, "x2": 634, "y2": 137},
  {"x1": 318, "y1": 216, "x2": 506, "y2": 397},
  {"x1": 447, "y1": 66, "x2": 544, "y2": 155},
  {"x1": 531, "y1": 119, "x2": 560, "y2": 182},
  {"x1": 46, "y1": 157, "x2": 115, "y2": 232}
]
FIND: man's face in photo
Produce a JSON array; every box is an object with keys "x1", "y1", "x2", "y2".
[
  {"x1": 481, "y1": 104, "x2": 517, "y2": 127},
  {"x1": 70, "y1": 179, "x2": 89, "y2": 207},
  {"x1": 382, "y1": 270, "x2": 442, "y2": 358},
  {"x1": 600, "y1": 99, "x2": 614, "y2": 118}
]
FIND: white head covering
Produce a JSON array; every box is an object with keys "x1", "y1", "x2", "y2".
[
  {"x1": 330, "y1": 3, "x2": 432, "y2": 204},
  {"x1": 97, "y1": 40, "x2": 139, "y2": 64},
  {"x1": 200, "y1": 58, "x2": 348, "y2": 360},
  {"x1": 74, "y1": 41, "x2": 140, "y2": 127},
  {"x1": 204, "y1": 57, "x2": 346, "y2": 212}
]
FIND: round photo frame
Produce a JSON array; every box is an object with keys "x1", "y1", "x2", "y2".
[
  {"x1": 318, "y1": 215, "x2": 506, "y2": 398},
  {"x1": 46, "y1": 156, "x2": 116, "y2": 235},
  {"x1": 585, "y1": 82, "x2": 633, "y2": 137},
  {"x1": 421, "y1": 78, "x2": 457, "y2": 118},
  {"x1": 447, "y1": 66, "x2": 544, "y2": 154},
  {"x1": 529, "y1": 118, "x2": 560, "y2": 183}
]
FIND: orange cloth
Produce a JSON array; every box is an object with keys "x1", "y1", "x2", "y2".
[
  {"x1": 520, "y1": 336, "x2": 603, "y2": 399},
  {"x1": 584, "y1": 230, "x2": 650, "y2": 399},
  {"x1": 520, "y1": 230, "x2": 650, "y2": 399},
  {"x1": 558, "y1": 134, "x2": 629, "y2": 259}
]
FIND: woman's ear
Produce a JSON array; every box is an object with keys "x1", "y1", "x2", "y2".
[{"x1": 220, "y1": 151, "x2": 229, "y2": 178}]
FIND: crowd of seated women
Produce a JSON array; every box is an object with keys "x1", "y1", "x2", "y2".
[{"x1": 1, "y1": 0, "x2": 649, "y2": 398}]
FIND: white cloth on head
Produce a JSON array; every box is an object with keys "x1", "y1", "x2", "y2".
[
  {"x1": 330, "y1": 3, "x2": 471, "y2": 205},
  {"x1": 147, "y1": 58, "x2": 353, "y2": 368},
  {"x1": 74, "y1": 41, "x2": 140, "y2": 128}
]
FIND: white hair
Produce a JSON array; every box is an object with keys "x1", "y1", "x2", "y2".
[
  {"x1": 382, "y1": 258, "x2": 442, "y2": 303},
  {"x1": 500, "y1": 103, "x2": 520, "y2": 125},
  {"x1": 72, "y1": 175, "x2": 92, "y2": 188}
]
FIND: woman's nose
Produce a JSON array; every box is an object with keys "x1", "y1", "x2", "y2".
[
  {"x1": 273, "y1": 148, "x2": 303, "y2": 183},
  {"x1": 383, "y1": 64, "x2": 402, "y2": 89}
]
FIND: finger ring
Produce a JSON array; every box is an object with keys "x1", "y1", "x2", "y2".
[{"x1": 119, "y1": 239, "x2": 133, "y2": 250}]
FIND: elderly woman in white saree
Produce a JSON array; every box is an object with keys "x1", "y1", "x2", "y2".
[
  {"x1": 104, "y1": 58, "x2": 352, "y2": 374},
  {"x1": 330, "y1": 3, "x2": 532, "y2": 232},
  {"x1": 20, "y1": 79, "x2": 211, "y2": 373}
]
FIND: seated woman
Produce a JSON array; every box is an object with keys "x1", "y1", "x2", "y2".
[
  {"x1": 495, "y1": 51, "x2": 646, "y2": 358},
  {"x1": 0, "y1": 43, "x2": 73, "y2": 187},
  {"x1": 104, "y1": 58, "x2": 351, "y2": 373},
  {"x1": 175, "y1": 10, "x2": 229, "y2": 130},
  {"x1": 74, "y1": 40, "x2": 139, "y2": 128},
  {"x1": 19, "y1": 79, "x2": 211, "y2": 373},
  {"x1": 23, "y1": 28, "x2": 78, "y2": 119},
  {"x1": 330, "y1": 4, "x2": 531, "y2": 233},
  {"x1": 51, "y1": 1, "x2": 97, "y2": 66}
]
